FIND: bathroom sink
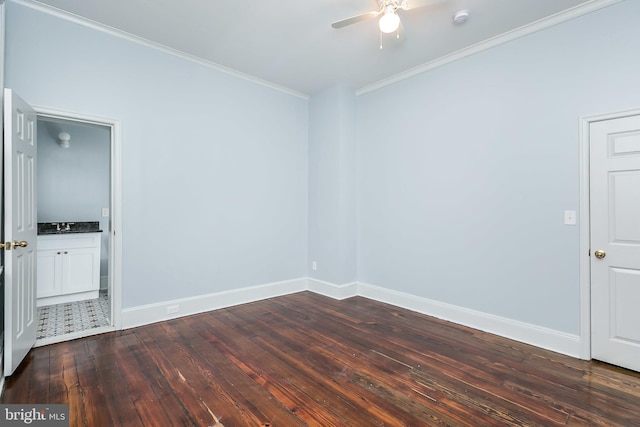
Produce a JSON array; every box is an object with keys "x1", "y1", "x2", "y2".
[{"x1": 37, "y1": 221, "x2": 102, "y2": 235}]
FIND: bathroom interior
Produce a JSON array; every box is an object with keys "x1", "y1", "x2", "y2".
[{"x1": 35, "y1": 116, "x2": 112, "y2": 344}]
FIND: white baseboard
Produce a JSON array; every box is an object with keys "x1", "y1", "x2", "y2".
[
  {"x1": 307, "y1": 278, "x2": 358, "y2": 300},
  {"x1": 122, "y1": 277, "x2": 307, "y2": 329},
  {"x1": 119, "y1": 276, "x2": 581, "y2": 359},
  {"x1": 357, "y1": 282, "x2": 582, "y2": 358}
]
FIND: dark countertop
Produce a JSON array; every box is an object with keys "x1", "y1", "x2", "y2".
[{"x1": 37, "y1": 221, "x2": 103, "y2": 235}]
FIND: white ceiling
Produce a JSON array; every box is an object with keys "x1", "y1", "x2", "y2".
[{"x1": 27, "y1": 0, "x2": 615, "y2": 96}]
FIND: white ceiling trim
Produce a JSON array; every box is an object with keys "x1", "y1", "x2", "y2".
[
  {"x1": 11, "y1": 0, "x2": 310, "y2": 100},
  {"x1": 356, "y1": 0, "x2": 622, "y2": 96}
]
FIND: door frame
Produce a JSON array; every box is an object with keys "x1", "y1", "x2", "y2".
[
  {"x1": 34, "y1": 106, "x2": 123, "y2": 333},
  {"x1": 0, "y1": 0, "x2": 5, "y2": 386},
  {"x1": 578, "y1": 107, "x2": 640, "y2": 360}
]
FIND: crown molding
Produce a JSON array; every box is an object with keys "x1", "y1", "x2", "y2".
[
  {"x1": 356, "y1": 0, "x2": 623, "y2": 96},
  {"x1": 8, "y1": 0, "x2": 622, "y2": 100},
  {"x1": 10, "y1": 0, "x2": 309, "y2": 100}
]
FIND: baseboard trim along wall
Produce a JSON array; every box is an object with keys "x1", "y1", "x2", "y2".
[
  {"x1": 357, "y1": 282, "x2": 582, "y2": 358},
  {"x1": 307, "y1": 278, "x2": 358, "y2": 300},
  {"x1": 122, "y1": 278, "x2": 308, "y2": 329},
  {"x1": 121, "y1": 277, "x2": 582, "y2": 358}
]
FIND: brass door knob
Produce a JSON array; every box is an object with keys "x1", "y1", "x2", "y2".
[
  {"x1": 594, "y1": 249, "x2": 606, "y2": 259},
  {"x1": 12, "y1": 240, "x2": 28, "y2": 249}
]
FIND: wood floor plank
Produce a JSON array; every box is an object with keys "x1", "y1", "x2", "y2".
[
  {"x1": 226, "y1": 299, "x2": 479, "y2": 426},
  {"x1": 110, "y1": 332, "x2": 194, "y2": 426},
  {"x1": 52, "y1": 345, "x2": 86, "y2": 426},
  {"x1": 274, "y1": 294, "x2": 613, "y2": 425},
  {"x1": 132, "y1": 324, "x2": 230, "y2": 426},
  {"x1": 263, "y1": 295, "x2": 558, "y2": 425},
  {"x1": 141, "y1": 320, "x2": 277, "y2": 426},
  {"x1": 27, "y1": 346, "x2": 51, "y2": 404},
  {"x1": 81, "y1": 339, "x2": 136, "y2": 427},
  {"x1": 197, "y1": 310, "x2": 363, "y2": 426},
  {"x1": 168, "y1": 318, "x2": 311, "y2": 427},
  {"x1": 4, "y1": 291, "x2": 640, "y2": 426},
  {"x1": 3, "y1": 349, "x2": 50, "y2": 409}
]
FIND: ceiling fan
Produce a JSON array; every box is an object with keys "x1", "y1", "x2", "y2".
[{"x1": 331, "y1": 0, "x2": 447, "y2": 35}]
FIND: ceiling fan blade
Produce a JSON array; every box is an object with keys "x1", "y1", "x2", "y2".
[
  {"x1": 331, "y1": 11, "x2": 379, "y2": 29},
  {"x1": 400, "y1": 0, "x2": 447, "y2": 11}
]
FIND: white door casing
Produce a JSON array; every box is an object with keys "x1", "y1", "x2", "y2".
[
  {"x1": 590, "y1": 113, "x2": 640, "y2": 372},
  {"x1": 34, "y1": 107, "x2": 123, "y2": 337},
  {"x1": 4, "y1": 89, "x2": 38, "y2": 376}
]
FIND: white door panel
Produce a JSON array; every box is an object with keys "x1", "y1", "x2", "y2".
[
  {"x1": 3, "y1": 89, "x2": 38, "y2": 376},
  {"x1": 591, "y1": 114, "x2": 640, "y2": 372}
]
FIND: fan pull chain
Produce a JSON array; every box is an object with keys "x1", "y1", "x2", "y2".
[{"x1": 379, "y1": 31, "x2": 383, "y2": 49}]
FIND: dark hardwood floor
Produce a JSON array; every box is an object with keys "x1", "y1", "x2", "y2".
[{"x1": 3, "y1": 291, "x2": 640, "y2": 426}]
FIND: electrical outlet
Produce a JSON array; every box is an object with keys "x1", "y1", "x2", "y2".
[
  {"x1": 564, "y1": 210, "x2": 577, "y2": 225},
  {"x1": 102, "y1": 208, "x2": 110, "y2": 217},
  {"x1": 167, "y1": 304, "x2": 179, "y2": 314},
  {"x1": 312, "y1": 261, "x2": 317, "y2": 271}
]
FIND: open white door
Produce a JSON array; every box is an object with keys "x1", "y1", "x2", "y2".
[
  {"x1": 3, "y1": 89, "x2": 38, "y2": 376},
  {"x1": 590, "y1": 113, "x2": 640, "y2": 372}
]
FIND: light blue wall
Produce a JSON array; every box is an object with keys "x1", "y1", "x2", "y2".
[
  {"x1": 37, "y1": 119, "x2": 111, "y2": 278},
  {"x1": 308, "y1": 86, "x2": 357, "y2": 284},
  {"x1": 5, "y1": 2, "x2": 308, "y2": 308},
  {"x1": 356, "y1": 0, "x2": 640, "y2": 334}
]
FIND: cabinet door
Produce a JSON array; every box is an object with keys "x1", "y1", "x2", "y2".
[
  {"x1": 37, "y1": 249, "x2": 63, "y2": 298},
  {"x1": 63, "y1": 248, "x2": 99, "y2": 294}
]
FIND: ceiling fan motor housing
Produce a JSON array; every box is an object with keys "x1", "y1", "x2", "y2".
[{"x1": 379, "y1": 0, "x2": 403, "y2": 12}]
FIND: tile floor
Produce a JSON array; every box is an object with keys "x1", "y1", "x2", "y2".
[{"x1": 36, "y1": 292, "x2": 110, "y2": 340}]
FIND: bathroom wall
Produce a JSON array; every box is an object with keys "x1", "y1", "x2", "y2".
[{"x1": 37, "y1": 118, "x2": 111, "y2": 281}]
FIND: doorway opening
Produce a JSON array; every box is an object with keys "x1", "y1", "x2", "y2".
[{"x1": 34, "y1": 109, "x2": 122, "y2": 346}]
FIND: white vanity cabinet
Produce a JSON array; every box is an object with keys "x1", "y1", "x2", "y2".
[{"x1": 37, "y1": 233, "x2": 101, "y2": 307}]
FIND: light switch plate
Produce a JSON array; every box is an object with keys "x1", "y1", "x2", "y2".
[{"x1": 564, "y1": 210, "x2": 577, "y2": 225}]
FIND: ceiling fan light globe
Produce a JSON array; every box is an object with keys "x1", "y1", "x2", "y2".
[{"x1": 379, "y1": 11, "x2": 400, "y2": 33}]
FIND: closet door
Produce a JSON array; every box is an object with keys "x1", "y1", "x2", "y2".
[{"x1": 590, "y1": 113, "x2": 640, "y2": 372}]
